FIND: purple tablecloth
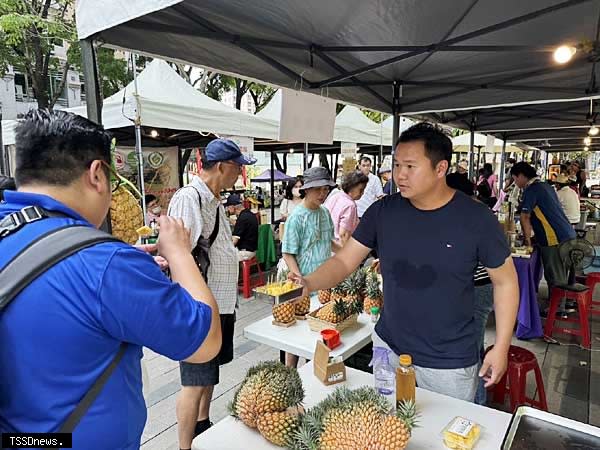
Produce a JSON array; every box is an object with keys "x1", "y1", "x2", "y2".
[{"x1": 512, "y1": 250, "x2": 544, "y2": 339}]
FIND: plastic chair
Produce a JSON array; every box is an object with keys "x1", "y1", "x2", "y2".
[
  {"x1": 543, "y1": 284, "x2": 591, "y2": 349},
  {"x1": 584, "y1": 272, "x2": 600, "y2": 316},
  {"x1": 238, "y1": 257, "x2": 265, "y2": 299},
  {"x1": 488, "y1": 345, "x2": 548, "y2": 413}
]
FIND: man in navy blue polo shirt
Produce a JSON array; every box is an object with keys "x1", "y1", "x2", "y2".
[
  {"x1": 296, "y1": 123, "x2": 519, "y2": 402},
  {"x1": 0, "y1": 110, "x2": 222, "y2": 450}
]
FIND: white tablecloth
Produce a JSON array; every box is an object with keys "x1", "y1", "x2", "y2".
[
  {"x1": 244, "y1": 296, "x2": 375, "y2": 360},
  {"x1": 193, "y1": 362, "x2": 511, "y2": 449}
]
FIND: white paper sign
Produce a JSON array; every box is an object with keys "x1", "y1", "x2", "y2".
[
  {"x1": 485, "y1": 134, "x2": 496, "y2": 154},
  {"x1": 341, "y1": 142, "x2": 358, "y2": 158},
  {"x1": 278, "y1": 88, "x2": 336, "y2": 144},
  {"x1": 223, "y1": 135, "x2": 254, "y2": 158}
]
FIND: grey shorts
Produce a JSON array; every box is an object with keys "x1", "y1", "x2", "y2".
[
  {"x1": 372, "y1": 331, "x2": 478, "y2": 402},
  {"x1": 179, "y1": 313, "x2": 235, "y2": 387}
]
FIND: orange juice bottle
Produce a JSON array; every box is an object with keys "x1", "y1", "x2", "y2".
[{"x1": 396, "y1": 354, "x2": 416, "y2": 408}]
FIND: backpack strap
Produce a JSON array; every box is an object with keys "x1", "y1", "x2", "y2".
[
  {"x1": 185, "y1": 185, "x2": 220, "y2": 247},
  {"x1": 0, "y1": 224, "x2": 127, "y2": 440}
]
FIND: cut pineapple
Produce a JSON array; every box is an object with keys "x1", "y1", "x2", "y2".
[{"x1": 136, "y1": 225, "x2": 153, "y2": 237}]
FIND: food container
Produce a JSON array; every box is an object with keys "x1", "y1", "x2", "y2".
[
  {"x1": 306, "y1": 309, "x2": 358, "y2": 332},
  {"x1": 253, "y1": 283, "x2": 304, "y2": 304},
  {"x1": 442, "y1": 416, "x2": 483, "y2": 450},
  {"x1": 320, "y1": 329, "x2": 340, "y2": 350},
  {"x1": 501, "y1": 406, "x2": 600, "y2": 449}
]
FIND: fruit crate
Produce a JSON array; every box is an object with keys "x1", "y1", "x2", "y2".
[
  {"x1": 253, "y1": 284, "x2": 304, "y2": 304},
  {"x1": 306, "y1": 309, "x2": 358, "y2": 333}
]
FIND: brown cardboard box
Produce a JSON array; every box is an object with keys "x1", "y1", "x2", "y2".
[{"x1": 313, "y1": 341, "x2": 346, "y2": 386}]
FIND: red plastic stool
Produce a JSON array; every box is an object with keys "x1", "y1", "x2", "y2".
[
  {"x1": 585, "y1": 272, "x2": 600, "y2": 316},
  {"x1": 238, "y1": 257, "x2": 265, "y2": 299},
  {"x1": 488, "y1": 345, "x2": 548, "y2": 413},
  {"x1": 543, "y1": 284, "x2": 591, "y2": 349}
]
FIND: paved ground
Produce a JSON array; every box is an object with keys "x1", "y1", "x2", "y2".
[{"x1": 140, "y1": 232, "x2": 600, "y2": 449}]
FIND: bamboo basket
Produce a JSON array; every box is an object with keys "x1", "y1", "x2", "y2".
[{"x1": 306, "y1": 309, "x2": 358, "y2": 332}]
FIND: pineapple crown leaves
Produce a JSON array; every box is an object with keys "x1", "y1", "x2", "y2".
[
  {"x1": 349, "y1": 299, "x2": 363, "y2": 316},
  {"x1": 332, "y1": 298, "x2": 349, "y2": 317},
  {"x1": 396, "y1": 399, "x2": 421, "y2": 434},
  {"x1": 366, "y1": 272, "x2": 382, "y2": 298},
  {"x1": 228, "y1": 361, "x2": 305, "y2": 419}
]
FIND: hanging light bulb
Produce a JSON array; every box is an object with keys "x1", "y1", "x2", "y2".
[
  {"x1": 589, "y1": 125, "x2": 599, "y2": 136},
  {"x1": 584, "y1": 136, "x2": 592, "y2": 146},
  {"x1": 289, "y1": 148, "x2": 295, "y2": 154},
  {"x1": 150, "y1": 129, "x2": 159, "y2": 138},
  {"x1": 584, "y1": 146, "x2": 590, "y2": 151},
  {"x1": 553, "y1": 45, "x2": 576, "y2": 64}
]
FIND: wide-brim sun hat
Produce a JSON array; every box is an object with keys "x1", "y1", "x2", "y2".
[{"x1": 300, "y1": 166, "x2": 336, "y2": 191}]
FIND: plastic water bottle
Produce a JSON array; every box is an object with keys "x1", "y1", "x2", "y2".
[{"x1": 369, "y1": 346, "x2": 396, "y2": 412}]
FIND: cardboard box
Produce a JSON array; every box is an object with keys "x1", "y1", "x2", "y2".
[{"x1": 313, "y1": 341, "x2": 346, "y2": 386}]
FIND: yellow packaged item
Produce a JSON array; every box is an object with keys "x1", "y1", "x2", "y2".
[
  {"x1": 442, "y1": 416, "x2": 482, "y2": 449},
  {"x1": 136, "y1": 225, "x2": 153, "y2": 237}
]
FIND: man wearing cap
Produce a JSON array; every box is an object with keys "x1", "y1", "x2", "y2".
[
  {"x1": 379, "y1": 165, "x2": 393, "y2": 195},
  {"x1": 168, "y1": 138, "x2": 256, "y2": 450},
  {"x1": 282, "y1": 167, "x2": 340, "y2": 367},
  {"x1": 226, "y1": 193, "x2": 259, "y2": 261},
  {"x1": 555, "y1": 174, "x2": 581, "y2": 226}
]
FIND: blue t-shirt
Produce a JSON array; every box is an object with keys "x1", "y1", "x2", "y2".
[
  {"x1": 521, "y1": 180, "x2": 576, "y2": 247},
  {"x1": 353, "y1": 191, "x2": 510, "y2": 369},
  {"x1": 0, "y1": 191, "x2": 212, "y2": 450}
]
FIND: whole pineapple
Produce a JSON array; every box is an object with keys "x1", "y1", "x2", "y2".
[
  {"x1": 256, "y1": 410, "x2": 300, "y2": 447},
  {"x1": 293, "y1": 296, "x2": 311, "y2": 316},
  {"x1": 110, "y1": 185, "x2": 143, "y2": 244},
  {"x1": 273, "y1": 302, "x2": 296, "y2": 324},
  {"x1": 364, "y1": 272, "x2": 383, "y2": 314},
  {"x1": 292, "y1": 386, "x2": 418, "y2": 450},
  {"x1": 343, "y1": 275, "x2": 361, "y2": 304},
  {"x1": 316, "y1": 299, "x2": 348, "y2": 324},
  {"x1": 330, "y1": 284, "x2": 346, "y2": 303},
  {"x1": 317, "y1": 289, "x2": 332, "y2": 305},
  {"x1": 229, "y1": 361, "x2": 304, "y2": 429}
]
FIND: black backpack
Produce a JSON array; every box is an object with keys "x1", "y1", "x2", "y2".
[{"x1": 0, "y1": 206, "x2": 126, "y2": 446}]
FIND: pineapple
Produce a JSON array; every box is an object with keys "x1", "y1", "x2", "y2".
[
  {"x1": 273, "y1": 302, "x2": 295, "y2": 324},
  {"x1": 317, "y1": 289, "x2": 332, "y2": 305},
  {"x1": 293, "y1": 296, "x2": 311, "y2": 316},
  {"x1": 256, "y1": 410, "x2": 300, "y2": 447},
  {"x1": 229, "y1": 361, "x2": 304, "y2": 429},
  {"x1": 292, "y1": 386, "x2": 419, "y2": 450},
  {"x1": 364, "y1": 272, "x2": 383, "y2": 314},
  {"x1": 343, "y1": 276, "x2": 361, "y2": 304},
  {"x1": 110, "y1": 185, "x2": 143, "y2": 244},
  {"x1": 330, "y1": 284, "x2": 346, "y2": 303},
  {"x1": 316, "y1": 299, "x2": 348, "y2": 324}
]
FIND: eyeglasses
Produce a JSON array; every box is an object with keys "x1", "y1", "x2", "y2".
[{"x1": 99, "y1": 160, "x2": 123, "y2": 193}]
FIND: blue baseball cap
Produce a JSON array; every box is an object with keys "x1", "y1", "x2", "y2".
[{"x1": 204, "y1": 138, "x2": 257, "y2": 165}]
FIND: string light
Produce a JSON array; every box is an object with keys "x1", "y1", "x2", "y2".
[
  {"x1": 589, "y1": 126, "x2": 599, "y2": 136},
  {"x1": 150, "y1": 130, "x2": 159, "y2": 138},
  {"x1": 584, "y1": 136, "x2": 592, "y2": 146},
  {"x1": 584, "y1": 146, "x2": 590, "y2": 151}
]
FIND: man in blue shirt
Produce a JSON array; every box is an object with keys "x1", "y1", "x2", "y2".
[
  {"x1": 0, "y1": 110, "x2": 221, "y2": 450},
  {"x1": 511, "y1": 162, "x2": 576, "y2": 305},
  {"x1": 294, "y1": 123, "x2": 519, "y2": 402}
]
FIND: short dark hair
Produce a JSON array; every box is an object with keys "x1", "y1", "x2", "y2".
[
  {"x1": 14, "y1": 109, "x2": 112, "y2": 187},
  {"x1": 145, "y1": 194, "x2": 157, "y2": 205},
  {"x1": 510, "y1": 162, "x2": 537, "y2": 179},
  {"x1": 341, "y1": 170, "x2": 369, "y2": 193},
  {"x1": 397, "y1": 122, "x2": 452, "y2": 169},
  {"x1": 0, "y1": 175, "x2": 16, "y2": 201},
  {"x1": 284, "y1": 176, "x2": 304, "y2": 200},
  {"x1": 359, "y1": 156, "x2": 372, "y2": 165}
]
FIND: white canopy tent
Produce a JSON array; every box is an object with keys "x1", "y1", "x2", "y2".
[
  {"x1": 452, "y1": 133, "x2": 522, "y2": 154},
  {"x1": 1, "y1": 59, "x2": 279, "y2": 146}
]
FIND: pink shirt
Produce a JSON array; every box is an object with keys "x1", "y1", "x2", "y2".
[{"x1": 324, "y1": 191, "x2": 359, "y2": 240}]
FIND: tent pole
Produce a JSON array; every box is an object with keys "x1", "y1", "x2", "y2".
[
  {"x1": 476, "y1": 146, "x2": 482, "y2": 175},
  {"x1": 304, "y1": 143, "x2": 309, "y2": 170},
  {"x1": 0, "y1": 108, "x2": 5, "y2": 176},
  {"x1": 544, "y1": 152, "x2": 549, "y2": 180},
  {"x1": 499, "y1": 137, "x2": 507, "y2": 192},
  {"x1": 131, "y1": 53, "x2": 147, "y2": 225},
  {"x1": 390, "y1": 82, "x2": 400, "y2": 194},
  {"x1": 270, "y1": 151, "x2": 275, "y2": 224},
  {"x1": 468, "y1": 115, "x2": 476, "y2": 182}
]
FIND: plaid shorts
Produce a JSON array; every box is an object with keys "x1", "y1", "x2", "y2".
[{"x1": 179, "y1": 313, "x2": 235, "y2": 386}]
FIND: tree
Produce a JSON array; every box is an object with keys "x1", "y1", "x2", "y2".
[
  {"x1": 362, "y1": 110, "x2": 388, "y2": 124},
  {"x1": 0, "y1": 0, "x2": 137, "y2": 109}
]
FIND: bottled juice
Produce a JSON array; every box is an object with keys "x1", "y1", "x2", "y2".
[{"x1": 396, "y1": 354, "x2": 416, "y2": 408}]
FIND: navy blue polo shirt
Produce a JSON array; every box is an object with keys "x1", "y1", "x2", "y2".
[
  {"x1": 353, "y1": 191, "x2": 510, "y2": 369},
  {"x1": 0, "y1": 191, "x2": 212, "y2": 450},
  {"x1": 521, "y1": 180, "x2": 576, "y2": 247}
]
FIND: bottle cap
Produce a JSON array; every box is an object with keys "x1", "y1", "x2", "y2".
[
  {"x1": 399, "y1": 354, "x2": 412, "y2": 366},
  {"x1": 370, "y1": 306, "x2": 380, "y2": 315}
]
